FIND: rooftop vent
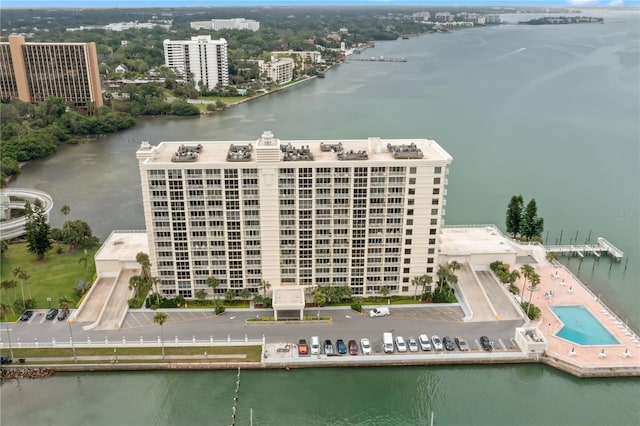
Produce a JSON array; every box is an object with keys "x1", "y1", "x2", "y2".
[
  {"x1": 171, "y1": 144, "x2": 201, "y2": 162},
  {"x1": 281, "y1": 143, "x2": 314, "y2": 161},
  {"x1": 227, "y1": 143, "x2": 253, "y2": 162},
  {"x1": 320, "y1": 142, "x2": 343, "y2": 152},
  {"x1": 387, "y1": 142, "x2": 424, "y2": 159},
  {"x1": 337, "y1": 150, "x2": 368, "y2": 161}
]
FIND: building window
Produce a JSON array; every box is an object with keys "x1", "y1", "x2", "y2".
[
  {"x1": 407, "y1": 209, "x2": 414, "y2": 216},
  {"x1": 405, "y1": 229, "x2": 413, "y2": 236},
  {"x1": 433, "y1": 188, "x2": 440, "y2": 195},
  {"x1": 405, "y1": 239, "x2": 412, "y2": 245},
  {"x1": 406, "y1": 219, "x2": 413, "y2": 226},
  {"x1": 430, "y1": 218, "x2": 438, "y2": 225},
  {"x1": 432, "y1": 199, "x2": 439, "y2": 205},
  {"x1": 404, "y1": 249, "x2": 411, "y2": 255},
  {"x1": 435, "y1": 167, "x2": 442, "y2": 174},
  {"x1": 409, "y1": 167, "x2": 416, "y2": 174},
  {"x1": 409, "y1": 178, "x2": 416, "y2": 185},
  {"x1": 429, "y1": 238, "x2": 436, "y2": 245},
  {"x1": 431, "y1": 208, "x2": 439, "y2": 215},
  {"x1": 429, "y1": 229, "x2": 437, "y2": 235},
  {"x1": 403, "y1": 268, "x2": 410, "y2": 274}
]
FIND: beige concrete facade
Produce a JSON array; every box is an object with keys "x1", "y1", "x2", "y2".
[
  {"x1": 0, "y1": 36, "x2": 103, "y2": 109},
  {"x1": 136, "y1": 132, "x2": 452, "y2": 299}
]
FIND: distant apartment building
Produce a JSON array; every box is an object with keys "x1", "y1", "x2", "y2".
[
  {"x1": 435, "y1": 12, "x2": 454, "y2": 22},
  {"x1": 66, "y1": 21, "x2": 172, "y2": 32},
  {"x1": 457, "y1": 12, "x2": 486, "y2": 25},
  {"x1": 163, "y1": 35, "x2": 229, "y2": 91},
  {"x1": 0, "y1": 35, "x2": 103, "y2": 109},
  {"x1": 259, "y1": 58, "x2": 294, "y2": 84},
  {"x1": 485, "y1": 15, "x2": 501, "y2": 24},
  {"x1": 136, "y1": 131, "x2": 452, "y2": 298},
  {"x1": 412, "y1": 11, "x2": 431, "y2": 22},
  {"x1": 190, "y1": 18, "x2": 260, "y2": 32},
  {"x1": 271, "y1": 50, "x2": 320, "y2": 70}
]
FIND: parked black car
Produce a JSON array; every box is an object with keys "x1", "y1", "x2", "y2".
[
  {"x1": 19, "y1": 310, "x2": 34, "y2": 321},
  {"x1": 480, "y1": 336, "x2": 493, "y2": 352},
  {"x1": 336, "y1": 339, "x2": 347, "y2": 355},
  {"x1": 57, "y1": 310, "x2": 68, "y2": 321},
  {"x1": 0, "y1": 355, "x2": 13, "y2": 364},
  {"x1": 443, "y1": 336, "x2": 456, "y2": 351},
  {"x1": 45, "y1": 308, "x2": 59, "y2": 320}
]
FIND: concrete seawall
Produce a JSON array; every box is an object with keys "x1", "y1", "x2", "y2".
[{"x1": 5, "y1": 354, "x2": 637, "y2": 378}]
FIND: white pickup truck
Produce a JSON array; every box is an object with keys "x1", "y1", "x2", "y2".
[{"x1": 369, "y1": 307, "x2": 390, "y2": 318}]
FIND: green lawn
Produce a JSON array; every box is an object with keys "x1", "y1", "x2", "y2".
[
  {"x1": 1, "y1": 242, "x2": 97, "y2": 318},
  {"x1": 4, "y1": 345, "x2": 262, "y2": 363},
  {"x1": 198, "y1": 96, "x2": 246, "y2": 104}
]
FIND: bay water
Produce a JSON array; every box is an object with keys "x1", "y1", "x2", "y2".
[{"x1": 3, "y1": 10, "x2": 639, "y2": 425}]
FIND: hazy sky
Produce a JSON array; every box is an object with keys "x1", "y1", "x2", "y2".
[{"x1": 1, "y1": 0, "x2": 638, "y2": 9}]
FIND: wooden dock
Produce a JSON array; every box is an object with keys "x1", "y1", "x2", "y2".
[{"x1": 545, "y1": 237, "x2": 623, "y2": 260}]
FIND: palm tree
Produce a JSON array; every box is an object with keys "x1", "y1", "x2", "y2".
[
  {"x1": 12, "y1": 266, "x2": 29, "y2": 310},
  {"x1": 545, "y1": 251, "x2": 558, "y2": 264},
  {"x1": 0, "y1": 280, "x2": 17, "y2": 314},
  {"x1": 150, "y1": 277, "x2": 161, "y2": 305},
  {"x1": 58, "y1": 296, "x2": 76, "y2": 362},
  {"x1": 135, "y1": 252, "x2": 151, "y2": 280},
  {"x1": 239, "y1": 288, "x2": 251, "y2": 302},
  {"x1": 379, "y1": 285, "x2": 391, "y2": 298},
  {"x1": 411, "y1": 276, "x2": 421, "y2": 300},
  {"x1": 129, "y1": 275, "x2": 144, "y2": 299},
  {"x1": 420, "y1": 274, "x2": 433, "y2": 301},
  {"x1": 61, "y1": 205, "x2": 71, "y2": 216},
  {"x1": 520, "y1": 264, "x2": 534, "y2": 297},
  {"x1": 528, "y1": 271, "x2": 541, "y2": 305},
  {"x1": 154, "y1": 312, "x2": 168, "y2": 360},
  {"x1": 449, "y1": 260, "x2": 462, "y2": 274},
  {"x1": 0, "y1": 302, "x2": 11, "y2": 321},
  {"x1": 207, "y1": 276, "x2": 220, "y2": 300},
  {"x1": 259, "y1": 280, "x2": 271, "y2": 298}
]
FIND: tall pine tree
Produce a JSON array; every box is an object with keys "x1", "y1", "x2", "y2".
[
  {"x1": 24, "y1": 199, "x2": 52, "y2": 260},
  {"x1": 505, "y1": 194, "x2": 524, "y2": 237},
  {"x1": 521, "y1": 198, "x2": 544, "y2": 241}
]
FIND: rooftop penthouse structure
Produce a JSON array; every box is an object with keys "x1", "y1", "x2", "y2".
[{"x1": 137, "y1": 132, "x2": 452, "y2": 298}]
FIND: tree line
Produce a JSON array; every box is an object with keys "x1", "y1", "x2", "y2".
[
  {"x1": 0, "y1": 97, "x2": 135, "y2": 184},
  {"x1": 505, "y1": 195, "x2": 544, "y2": 241}
]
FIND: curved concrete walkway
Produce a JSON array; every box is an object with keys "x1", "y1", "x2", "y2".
[{"x1": 0, "y1": 188, "x2": 54, "y2": 240}]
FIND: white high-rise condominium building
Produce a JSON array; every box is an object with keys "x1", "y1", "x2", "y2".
[
  {"x1": 137, "y1": 132, "x2": 452, "y2": 299},
  {"x1": 163, "y1": 35, "x2": 229, "y2": 91}
]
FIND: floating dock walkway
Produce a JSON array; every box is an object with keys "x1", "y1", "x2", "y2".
[
  {"x1": 349, "y1": 56, "x2": 407, "y2": 63},
  {"x1": 545, "y1": 237, "x2": 623, "y2": 260}
]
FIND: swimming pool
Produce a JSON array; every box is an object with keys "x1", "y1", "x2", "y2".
[{"x1": 551, "y1": 305, "x2": 620, "y2": 346}]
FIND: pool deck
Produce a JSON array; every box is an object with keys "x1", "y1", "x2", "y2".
[{"x1": 517, "y1": 263, "x2": 640, "y2": 376}]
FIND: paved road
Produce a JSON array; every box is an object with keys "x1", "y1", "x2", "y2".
[
  {"x1": 476, "y1": 271, "x2": 523, "y2": 320},
  {"x1": 457, "y1": 265, "x2": 496, "y2": 322},
  {"x1": 1, "y1": 307, "x2": 525, "y2": 354}
]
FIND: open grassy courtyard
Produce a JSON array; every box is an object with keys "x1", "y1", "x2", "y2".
[{"x1": 1, "y1": 242, "x2": 97, "y2": 319}]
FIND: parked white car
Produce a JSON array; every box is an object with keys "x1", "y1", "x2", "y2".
[
  {"x1": 407, "y1": 337, "x2": 419, "y2": 352},
  {"x1": 418, "y1": 334, "x2": 432, "y2": 351},
  {"x1": 431, "y1": 335, "x2": 444, "y2": 351},
  {"x1": 369, "y1": 307, "x2": 390, "y2": 318},
  {"x1": 395, "y1": 336, "x2": 407, "y2": 352},
  {"x1": 360, "y1": 338, "x2": 372, "y2": 355}
]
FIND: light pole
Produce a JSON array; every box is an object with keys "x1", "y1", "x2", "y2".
[
  {"x1": 114, "y1": 347, "x2": 118, "y2": 363},
  {"x1": 67, "y1": 318, "x2": 77, "y2": 363},
  {"x1": 4, "y1": 325, "x2": 14, "y2": 359}
]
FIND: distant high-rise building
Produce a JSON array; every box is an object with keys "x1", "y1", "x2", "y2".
[
  {"x1": 0, "y1": 35, "x2": 103, "y2": 109},
  {"x1": 190, "y1": 18, "x2": 260, "y2": 32},
  {"x1": 136, "y1": 132, "x2": 452, "y2": 298},
  {"x1": 163, "y1": 36, "x2": 229, "y2": 91}
]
